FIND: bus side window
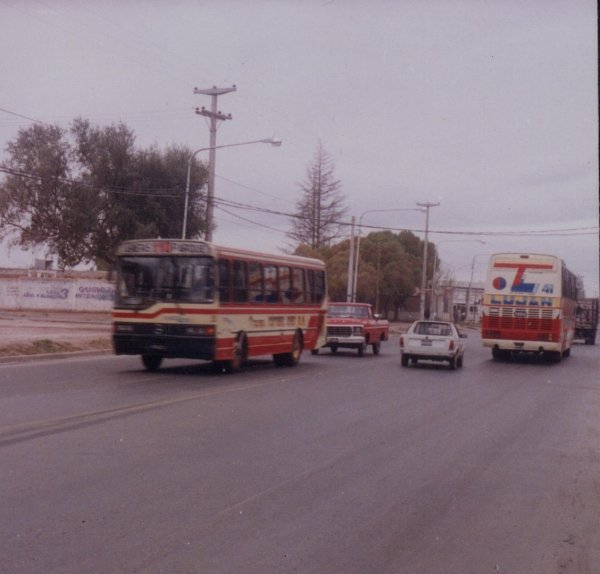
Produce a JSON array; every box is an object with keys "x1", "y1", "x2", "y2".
[
  {"x1": 280, "y1": 266, "x2": 292, "y2": 304},
  {"x1": 306, "y1": 269, "x2": 325, "y2": 303},
  {"x1": 315, "y1": 270, "x2": 326, "y2": 303},
  {"x1": 248, "y1": 262, "x2": 264, "y2": 302},
  {"x1": 233, "y1": 260, "x2": 248, "y2": 303},
  {"x1": 292, "y1": 268, "x2": 305, "y2": 304},
  {"x1": 218, "y1": 259, "x2": 231, "y2": 303},
  {"x1": 264, "y1": 265, "x2": 279, "y2": 304}
]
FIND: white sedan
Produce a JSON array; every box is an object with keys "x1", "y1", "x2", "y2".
[{"x1": 399, "y1": 320, "x2": 466, "y2": 369}]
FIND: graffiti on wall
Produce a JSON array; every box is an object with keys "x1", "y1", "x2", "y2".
[{"x1": 0, "y1": 278, "x2": 115, "y2": 311}]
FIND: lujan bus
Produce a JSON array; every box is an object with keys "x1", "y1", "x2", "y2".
[
  {"x1": 481, "y1": 253, "x2": 579, "y2": 362},
  {"x1": 112, "y1": 239, "x2": 327, "y2": 372}
]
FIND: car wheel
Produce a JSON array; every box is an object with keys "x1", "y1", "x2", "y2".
[
  {"x1": 450, "y1": 354, "x2": 458, "y2": 370},
  {"x1": 457, "y1": 354, "x2": 464, "y2": 368},
  {"x1": 401, "y1": 354, "x2": 409, "y2": 367},
  {"x1": 357, "y1": 343, "x2": 366, "y2": 357}
]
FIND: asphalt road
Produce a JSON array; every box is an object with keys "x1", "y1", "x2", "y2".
[{"x1": 1, "y1": 333, "x2": 599, "y2": 573}]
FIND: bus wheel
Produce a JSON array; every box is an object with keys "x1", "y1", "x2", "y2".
[
  {"x1": 545, "y1": 350, "x2": 562, "y2": 363},
  {"x1": 222, "y1": 332, "x2": 247, "y2": 373},
  {"x1": 274, "y1": 330, "x2": 303, "y2": 367},
  {"x1": 142, "y1": 354, "x2": 162, "y2": 372},
  {"x1": 492, "y1": 347, "x2": 507, "y2": 360}
]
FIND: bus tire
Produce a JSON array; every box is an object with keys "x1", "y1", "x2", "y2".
[
  {"x1": 142, "y1": 354, "x2": 162, "y2": 372},
  {"x1": 545, "y1": 350, "x2": 562, "y2": 363},
  {"x1": 274, "y1": 330, "x2": 303, "y2": 367},
  {"x1": 222, "y1": 332, "x2": 247, "y2": 373},
  {"x1": 492, "y1": 347, "x2": 507, "y2": 360}
]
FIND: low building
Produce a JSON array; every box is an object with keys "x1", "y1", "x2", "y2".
[{"x1": 431, "y1": 280, "x2": 484, "y2": 323}]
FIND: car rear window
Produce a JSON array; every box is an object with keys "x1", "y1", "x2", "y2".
[{"x1": 414, "y1": 323, "x2": 452, "y2": 336}]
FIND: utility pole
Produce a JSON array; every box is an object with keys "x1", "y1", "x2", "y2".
[
  {"x1": 194, "y1": 85, "x2": 236, "y2": 242},
  {"x1": 417, "y1": 201, "x2": 440, "y2": 320},
  {"x1": 346, "y1": 216, "x2": 355, "y2": 302}
]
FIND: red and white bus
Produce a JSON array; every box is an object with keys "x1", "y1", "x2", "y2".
[
  {"x1": 481, "y1": 253, "x2": 579, "y2": 361},
  {"x1": 112, "y1": 239, "x2": 327, "y2": 372}
]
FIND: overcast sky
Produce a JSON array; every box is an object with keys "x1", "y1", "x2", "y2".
[{"x1": 1, "y1": 0, "x2": 598, "y2": 295}]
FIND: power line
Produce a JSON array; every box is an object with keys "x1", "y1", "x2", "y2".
[
  {"x1": 0, "y1": 106, "x2": 48, "y2": 125},
  {"x1": 1, "y1": 166, "x2": 597, "y2": 238}
]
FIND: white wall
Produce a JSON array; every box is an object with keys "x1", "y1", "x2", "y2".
[{"x1": 0, "y1": 278, "x2": 115, "y2": 312}]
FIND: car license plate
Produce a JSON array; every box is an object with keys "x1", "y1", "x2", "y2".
[{"x1": 421, "y1": 340, "x2": 432, "y2": 346}]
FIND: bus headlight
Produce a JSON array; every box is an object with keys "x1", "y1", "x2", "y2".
[
  {"x1": 184, "y1": 325, "x2": 216, "y2": 336},
  {"x1": 114, "y1": 323, "x2": 135, "y2": 333}
]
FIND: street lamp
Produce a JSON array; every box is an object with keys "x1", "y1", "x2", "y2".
[
  {"x1": 182, "y1": 138, "x2": 282, "y2": 240},
  {"x1": 431, "y1": 239, "x2": 486, "y2": 319},
  {"x1": 351, "y1": 207, "x2": 425, "y2": 302}
]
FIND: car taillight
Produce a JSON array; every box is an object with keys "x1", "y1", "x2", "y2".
[
  {"x1": 449, "y1": 339, "x2": 455, "y2": 351},
  {"x1": 399, "y1": 336, "x2": 404, "y2": 348}
]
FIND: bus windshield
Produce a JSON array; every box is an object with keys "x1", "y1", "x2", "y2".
[{"x1": 115, "y1": 255, "x2": 215, "y2": 307}]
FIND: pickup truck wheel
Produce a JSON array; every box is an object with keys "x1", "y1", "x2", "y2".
[
  {"x1": 450, "y1": 354, "x2": 458, "y2": 370},
  {"x1": 357, "y1": 343, "x2": 366, "y2": 357},
  {"x1": 372, "y1": 341, "x2": 381, "y2": 355},
  {"x1": 457, "y1": 354, "x2": 464, "y2": 368},
  {"x1": 401, "y1": 354, "x2": 409, "y2": 367}
]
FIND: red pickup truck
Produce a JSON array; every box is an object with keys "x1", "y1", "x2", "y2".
[{"x1": 318, "y1": 302, "x2": 390, "y2": 356}]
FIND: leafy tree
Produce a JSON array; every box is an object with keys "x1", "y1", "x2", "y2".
[
  {"x1": 288, "y1": 141, "x2": 348, "y2": 248},
  {"x1": 294, "y1": 229, "x2": 431, "y2": 315},
  {"x1": 0, "y1": 119, "x2": 208, "y2": 268}
]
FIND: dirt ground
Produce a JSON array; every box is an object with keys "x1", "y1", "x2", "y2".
[
  {"x1": 0, "y1": 310, "x2": 112, "y2": 358},
  {"x1": 0, "y1": 309, "x2": 413, "y2": 361}
]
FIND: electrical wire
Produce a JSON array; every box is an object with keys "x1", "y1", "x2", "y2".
[{"x1": 2, "y1": 165, "x2": 597, "y2": 238}]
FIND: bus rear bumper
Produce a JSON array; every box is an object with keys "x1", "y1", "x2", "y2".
[{"x1": 482, "y1": 338, "x2": 562, "y2": 354}]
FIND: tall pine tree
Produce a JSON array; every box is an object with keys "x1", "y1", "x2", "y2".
[{"x1": 288, "y1": 141, "x2": 347, "y2": 248}]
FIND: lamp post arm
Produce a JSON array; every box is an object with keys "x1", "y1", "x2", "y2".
[{"x1": 181, "y1": 138, "x2": 281, "y2": 240}]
